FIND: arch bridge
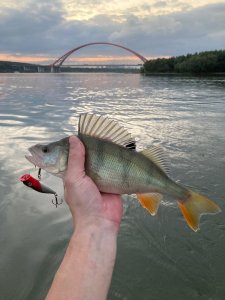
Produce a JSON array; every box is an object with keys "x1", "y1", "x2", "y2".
[{"x1": 51, "y1": 42, "x2": 147, "y2": 71}]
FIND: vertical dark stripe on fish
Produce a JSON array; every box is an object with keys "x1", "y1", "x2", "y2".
[{"x1": 119, "y1": 146, "x2": 130, "y2": 189}]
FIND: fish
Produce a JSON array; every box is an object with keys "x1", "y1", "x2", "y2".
[{"x1": 25, "y1": 113, "x2": 221, "y2": 231}]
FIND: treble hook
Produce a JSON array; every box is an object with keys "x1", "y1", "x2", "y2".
[{"x1": 52, "y1": 193, "x2": 63, "y2": 208}]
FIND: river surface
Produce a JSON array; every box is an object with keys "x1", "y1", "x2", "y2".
[{"x1": 0, "y1": 73, "x2": 225, "y2": 300}]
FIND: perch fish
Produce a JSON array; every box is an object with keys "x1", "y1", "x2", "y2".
[{"x1": 25, "y1": 113, "x2": 221, "y2": 231}]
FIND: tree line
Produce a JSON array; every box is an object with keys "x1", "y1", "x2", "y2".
[
  {"x1": 144, "y1": 50, "x2": 225, "y2": 74},
  {"x1": 0, "y1": 61, "x2": 40, "y2": 72}
]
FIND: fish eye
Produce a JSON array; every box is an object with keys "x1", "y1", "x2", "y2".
[{"x1": 42, "y1": 146, "x2": 49, "y2": 153}]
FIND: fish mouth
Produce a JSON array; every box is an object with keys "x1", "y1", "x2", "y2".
[{"x1": 25, "y1": 147, "x2": 44, "y2": 169}]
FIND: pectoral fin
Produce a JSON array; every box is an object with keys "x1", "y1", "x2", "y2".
[{"x1": 137, "y1": 193, "x2": 162, "y2": 216}]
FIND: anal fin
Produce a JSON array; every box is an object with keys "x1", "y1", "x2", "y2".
[{"x1": 137, "y1": 193, "x2": 162, "y2": 216}]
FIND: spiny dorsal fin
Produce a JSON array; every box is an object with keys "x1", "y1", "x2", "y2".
[
  {"x1": 78, "y1": 113, "x2": 136, "y2": 149},
  {"x1": 141, "y1": 145, "x2": 170, "y2": 175}
]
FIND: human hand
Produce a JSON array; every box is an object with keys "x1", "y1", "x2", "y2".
[
  {"x1": 47, "y1": 136, "x2": 122, "y2": 300},
  {"x1": 63, "y1": 136, "x2": 123, "y2": 233}
]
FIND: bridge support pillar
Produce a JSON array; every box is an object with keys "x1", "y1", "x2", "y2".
[{"x1": 51, "y1": 66, "x2": 60, "y2": 73}]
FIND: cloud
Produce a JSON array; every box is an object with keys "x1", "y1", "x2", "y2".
[
  {"x1": 153, "y1": 1, "x2": 168, "y2": 8},
  {"x1": 109, "y1": 3, "x2": 225, "y2": 56},
  {"x1": 0, "y1": 1, "x2": 118, "y2": 56},
  {"x1": 0, "y1": 0, "x2": 64, "y2": 54},
  {"x1": 0, "y1": 1, "x2": 224, "y2": 62}
]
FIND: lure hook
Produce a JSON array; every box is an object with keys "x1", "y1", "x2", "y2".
[
  {"x1": 38, "y1": 168, "x2": 42, "y2": 180},
  {"x1": 52, "y1": 193, "x2": 63, "y2": 208}
]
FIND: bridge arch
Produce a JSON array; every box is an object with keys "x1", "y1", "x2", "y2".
[{"x1": 51, "y1": 42, "x2": 148, "y2": 67}]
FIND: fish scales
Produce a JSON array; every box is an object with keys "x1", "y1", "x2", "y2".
[
  {"x1": 80, "y1": 134, "x2": 174, "y2": 195},
  {"x1": 80, "y1": 134, "x2": 137, "y2": 193}
]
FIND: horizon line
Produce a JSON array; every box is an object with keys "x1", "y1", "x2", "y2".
[{"x1": 0, "y1": 53, "x2": 170, "y2": 65}]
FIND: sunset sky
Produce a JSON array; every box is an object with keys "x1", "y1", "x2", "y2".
[{"x1": 0, "y1": 0, "x2": 225, "y2": 64}]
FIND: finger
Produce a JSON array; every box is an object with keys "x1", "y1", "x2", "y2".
[{"x1": 66, "y1": 136, "x2": 85, "y2": 180}]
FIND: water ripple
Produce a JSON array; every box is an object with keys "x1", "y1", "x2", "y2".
[{"x1": 0, "y1": 73, "x2": 225, "y2": 300}]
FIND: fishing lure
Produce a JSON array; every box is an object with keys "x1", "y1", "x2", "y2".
[{"x1": 20, "y1": 173, "x2": 63, "y2": 207}]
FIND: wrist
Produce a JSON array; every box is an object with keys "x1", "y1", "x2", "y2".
[
  {"x1": 69, "y1": 219, "x2": 118, "y2": 275},
  {"x1": 74, "y1": 217, "x2": 120, "y2": 241},
  {"x1": 72, "y1": 214, "x2": 121, "y2": 236}
]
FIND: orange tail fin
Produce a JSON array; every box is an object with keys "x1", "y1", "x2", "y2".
[
  {"x1": 137, "y1": 193, "x2": 162, "y2": 216},
  {"x1": 178, "y1": 190, "x2": 221, "y2": 232}
]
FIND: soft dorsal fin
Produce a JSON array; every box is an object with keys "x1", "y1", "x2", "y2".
[
  {"x1": 78, "y1": 113, "x2": 136, "y2": 149},
  {"x1": 140, "y1": 145, "x2": 170, "y2": 175}
]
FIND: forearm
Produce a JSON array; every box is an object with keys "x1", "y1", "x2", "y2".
[{"x1": 46, "y1": 221, "x2": 118, "y2": 300}]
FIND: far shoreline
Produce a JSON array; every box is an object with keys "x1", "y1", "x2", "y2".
[
  {"x1": 1, "y1": 70, "x2": 225, "y2": 77},
  {"x1": 143, "y1": 72, "x2": 225, "y2": 77}
]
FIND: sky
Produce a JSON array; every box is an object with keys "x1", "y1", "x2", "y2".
[{"x1": 0, "y1": 0, "x2": 225, "y2": 64}]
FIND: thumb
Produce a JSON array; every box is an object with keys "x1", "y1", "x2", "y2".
[{"x1": 65, "y1": 136, "x2": 86, "y2": 182}]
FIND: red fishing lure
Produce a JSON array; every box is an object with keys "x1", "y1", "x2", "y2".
[{"x1": 20, "y1": 173, "x2": 62, "y2": 207}]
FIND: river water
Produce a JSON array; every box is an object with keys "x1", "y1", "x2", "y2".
[{"x1": 0, "y1": 73, "x2": 225, "y2": 300}]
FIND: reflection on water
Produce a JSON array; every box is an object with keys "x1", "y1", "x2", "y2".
[{"x1": 0, "y1": 73, "x2": 225, "y2": 299}]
